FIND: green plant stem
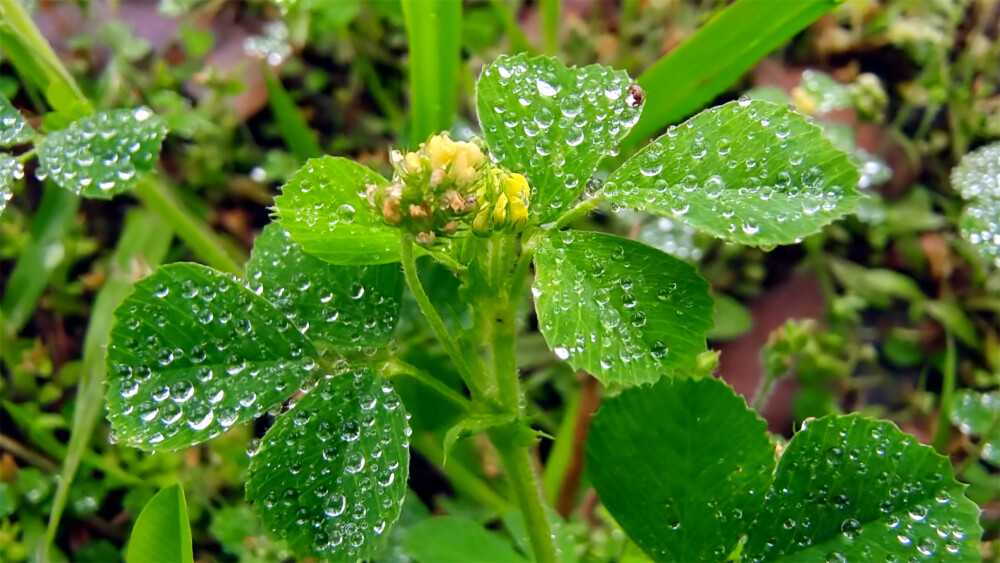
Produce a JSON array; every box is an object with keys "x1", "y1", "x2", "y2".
[
  {"x1": 134, "y1": 179, "x2": 243, "y2": 275},
  {"x1": 489, "y1": 429, "x2": 557, "y2": 562},
  {"x1": 382, "y1": 357, "x2": 472, "y2": 412},
  {"x1": 933, "y1": 334, "x2": 957, "y2": 453},
  {"x1": 484, "y1": 234, "x2": 557, "y2": 562},
  {"x1": 401, "y1": 235, "x2": 488, "y2": 401},
  {"x1": 488, "y1": 0, "x2": 534, "y2": 54}
]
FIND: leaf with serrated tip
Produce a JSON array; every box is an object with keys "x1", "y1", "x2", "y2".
[
  {"x1": 533, "y1": 230, "x2": 713, "y2": 386},
  {"x1": 246, "y1": 367, "x2": 409, "y2": 561},
  {"x1": 38, "y1": 107, "x2": 166, "y2": 198},
  {"x1": 106, "y1": 263, "x2": 318, "y2": 451},
  {"x1": 604, "y1": 100, "x2": 861, "y2": 246},
  {"x1": 744, "y1": 414, "x2": 982, "y2": 562},
  {"x1": 274, "y1": 156, "x2": 402, "y2": 265},
  {"x1": 586, "y1": 377, "x2": 775, "y2": 562}
]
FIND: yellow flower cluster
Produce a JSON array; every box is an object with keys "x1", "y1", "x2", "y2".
[
  {"x1": 367, "y1": 132, "x2": 531, "y2": 245},
  {"x1": 472, "y1": 170, "x2": 530, "y2": 235}
]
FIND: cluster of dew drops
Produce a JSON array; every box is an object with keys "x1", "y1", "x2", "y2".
[
  {"x1": 952, "y1": 144, "x2": 1000, "y2": 267},
  {"x1": 602, "y1": 96, "x2": 850, "y2": 239},
  {"x1": 247, "y1": 370, "x2": 411, "y2": 558},
  {"x1": 282, "y1": 161, "x2": 396, "y2": 259},
  {"x1": 109, "y1": 270, "x2": 317, "y2": 448},
  {"x1": 533, "y1": 230, "x2": 704, "y2": 379},
  {"x1": 481, "y1": 55, "x2": 643, "y2": 212},
  {"x1": 36, "y1": 108, "x2": 164, "y2": 195},
  {"x1": 246, "y1": 228, "x2": 399, "y2": 346},
  {"x1": 747, "y1": 419, "x2": 968, "y2": 562}
]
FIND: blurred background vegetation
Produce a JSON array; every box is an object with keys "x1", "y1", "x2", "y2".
[{"x1": 0, "y1": 0, "x2": 997, "y2": 560}]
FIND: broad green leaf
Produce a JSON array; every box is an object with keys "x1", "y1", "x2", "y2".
[
  {"x1": 0, "y1": 152, "x2": 20, "y2": 214},
  {"x1": 744, "y1": 414, "x2": 983, "y2": 562},
  {"x1": 246, "y1": 367, "x2": 409, "y2": 561},
  {"x1": 401, "y1": 0, "x2": 461, "y2": 145},
  {"x1": 476, "y1": 53, "x2": 643, "y2": 224},
  {"x1": 274, "y1": 156, "x2": 402, "y2": 264},
  {"x1": 950, "y1": 389, "x2": 1000, "y2": 465},
  {"x1": 126, "y1": 484, "x2": 194, "y2": 563},
  {"x1": 604, "y1": 100, "x2": 862, "y2": 247},
  {"x1": 403, "y1": 516, "x2": 526, "y2": 562},
  {"x1": 0, "y1": 93, "x2": 35, "y2": 146},
  {"x1": 586, "y1": 377, "x2": 775, "y2": 562},
  {"x1": 532, "y1": 231, "x2": 713, "y2": 386},
  {"x1": 247, "y1": 222, "x2": 404, "y2": 350},
  {"x1": 708, "y1": 293, "x2": 753, "y2": 341},
  {"x1": 951, "y1": 142, "x2": 1000, "y2": 268},
  {"x1": 828, "y1": 259, "x2": 926, "y2": 307},
  {"x1": 623, "y1": 0, "x2": 840, "y2": 152},
  {"x1": 106, "y1": 263, "x2": 318, "y2": 450},
  {"x1": 37, "y1": 107, "x2": 167, "y2": 198}
]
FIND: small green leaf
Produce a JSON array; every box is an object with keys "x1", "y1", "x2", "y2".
[
  {"x1": 126, "y1": 484, "x2": 194, "y2": 563},
  {"x1": 586, "y1": 377, "x2": 775, "y2": 562},
  {"x1": 533, "y1": 231, "x2": 713, "y2": 386},
  {"x1": 37, "y1": 107, "x2": 166, "y2": 198},
  {"x1": 950, "y1": 389, "x2": 1000, "y2": 465},
  {"x1": 708, "y1": 293, "x2": 753, "y2": 341},
  {"x1": 274, "y1": 156, "x2": 402, "y2": 264},
  {"x1": 828, "y1": 259, "x2": 926, "y2": 307},
  {"x1": 744, "y1": 414, "x2": 982, "y2": 562},
  {"x1": 106, "y1": 263, "x2": 318, "y2": 451},
  {"x1": 403, "y1": 516, "x2": 527, "y2": 562},
  {"x1": 476, "y1": 53, "x2": 643, "y2": 224},
  {"x1": 246, "y1": 367, "x2": 409, "y2": 561},
  {"x1": 0, "y1": 94, "x2": 35, "y2": 146},
  {"x1": 247, "y1": 222, "x2": 404, "y2": 350},
  {"x1": 604, "y1": 100, "x2": 861, "y2": 246},
  {"x1": 951, "y1": 142, "x2": 1000, "y2": 268},
  {"x1": 0, "y1": 152, "x2": 21, "y2": 214},
  {"x1": 443, "y1": 412, "x2": 518, "y2": 462}
]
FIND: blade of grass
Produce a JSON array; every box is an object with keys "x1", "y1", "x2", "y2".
[
  {"x1": 541, "y1": 0, "x2": 561, "y2": 55},
  {"x1": 0, "y1": 0, "x2": 85, "y2": 102},
  {"x1": 933, "y1": 335, "x2": 957, "y2": 453},
  {"x1": 0, "y1": 184, "x2": 80, "y2": 337},
  {"x1": 488, "y1": 0, "x2": 533, "y2": 54},
  {"x1": 42, "y1": 208, "x2": 173, "y2": 561},
  {"x1": 262, "y1": 65, "x2": 323, "y2": 161},
  {"x1": 621, "y1": 0, "x2": 843, "y2": 153},
  {"x1": 401, "y1": 0, "x2": 462, "y2": 145}
]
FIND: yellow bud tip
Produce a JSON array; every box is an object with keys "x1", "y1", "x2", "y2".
[{"x1": 405, "y1": 152, "x2": 422, "y2": 175}]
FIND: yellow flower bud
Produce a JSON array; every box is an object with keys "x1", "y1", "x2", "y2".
[
  {"x1": 426, "y1": 134, "x2": 457, "y2": 170},
  {"x1": 405, "y1": 152, "x2": 423, "y2": 175},
  {"x1": 492, "y1": 192, "x2": 509, "y2": 224}
]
